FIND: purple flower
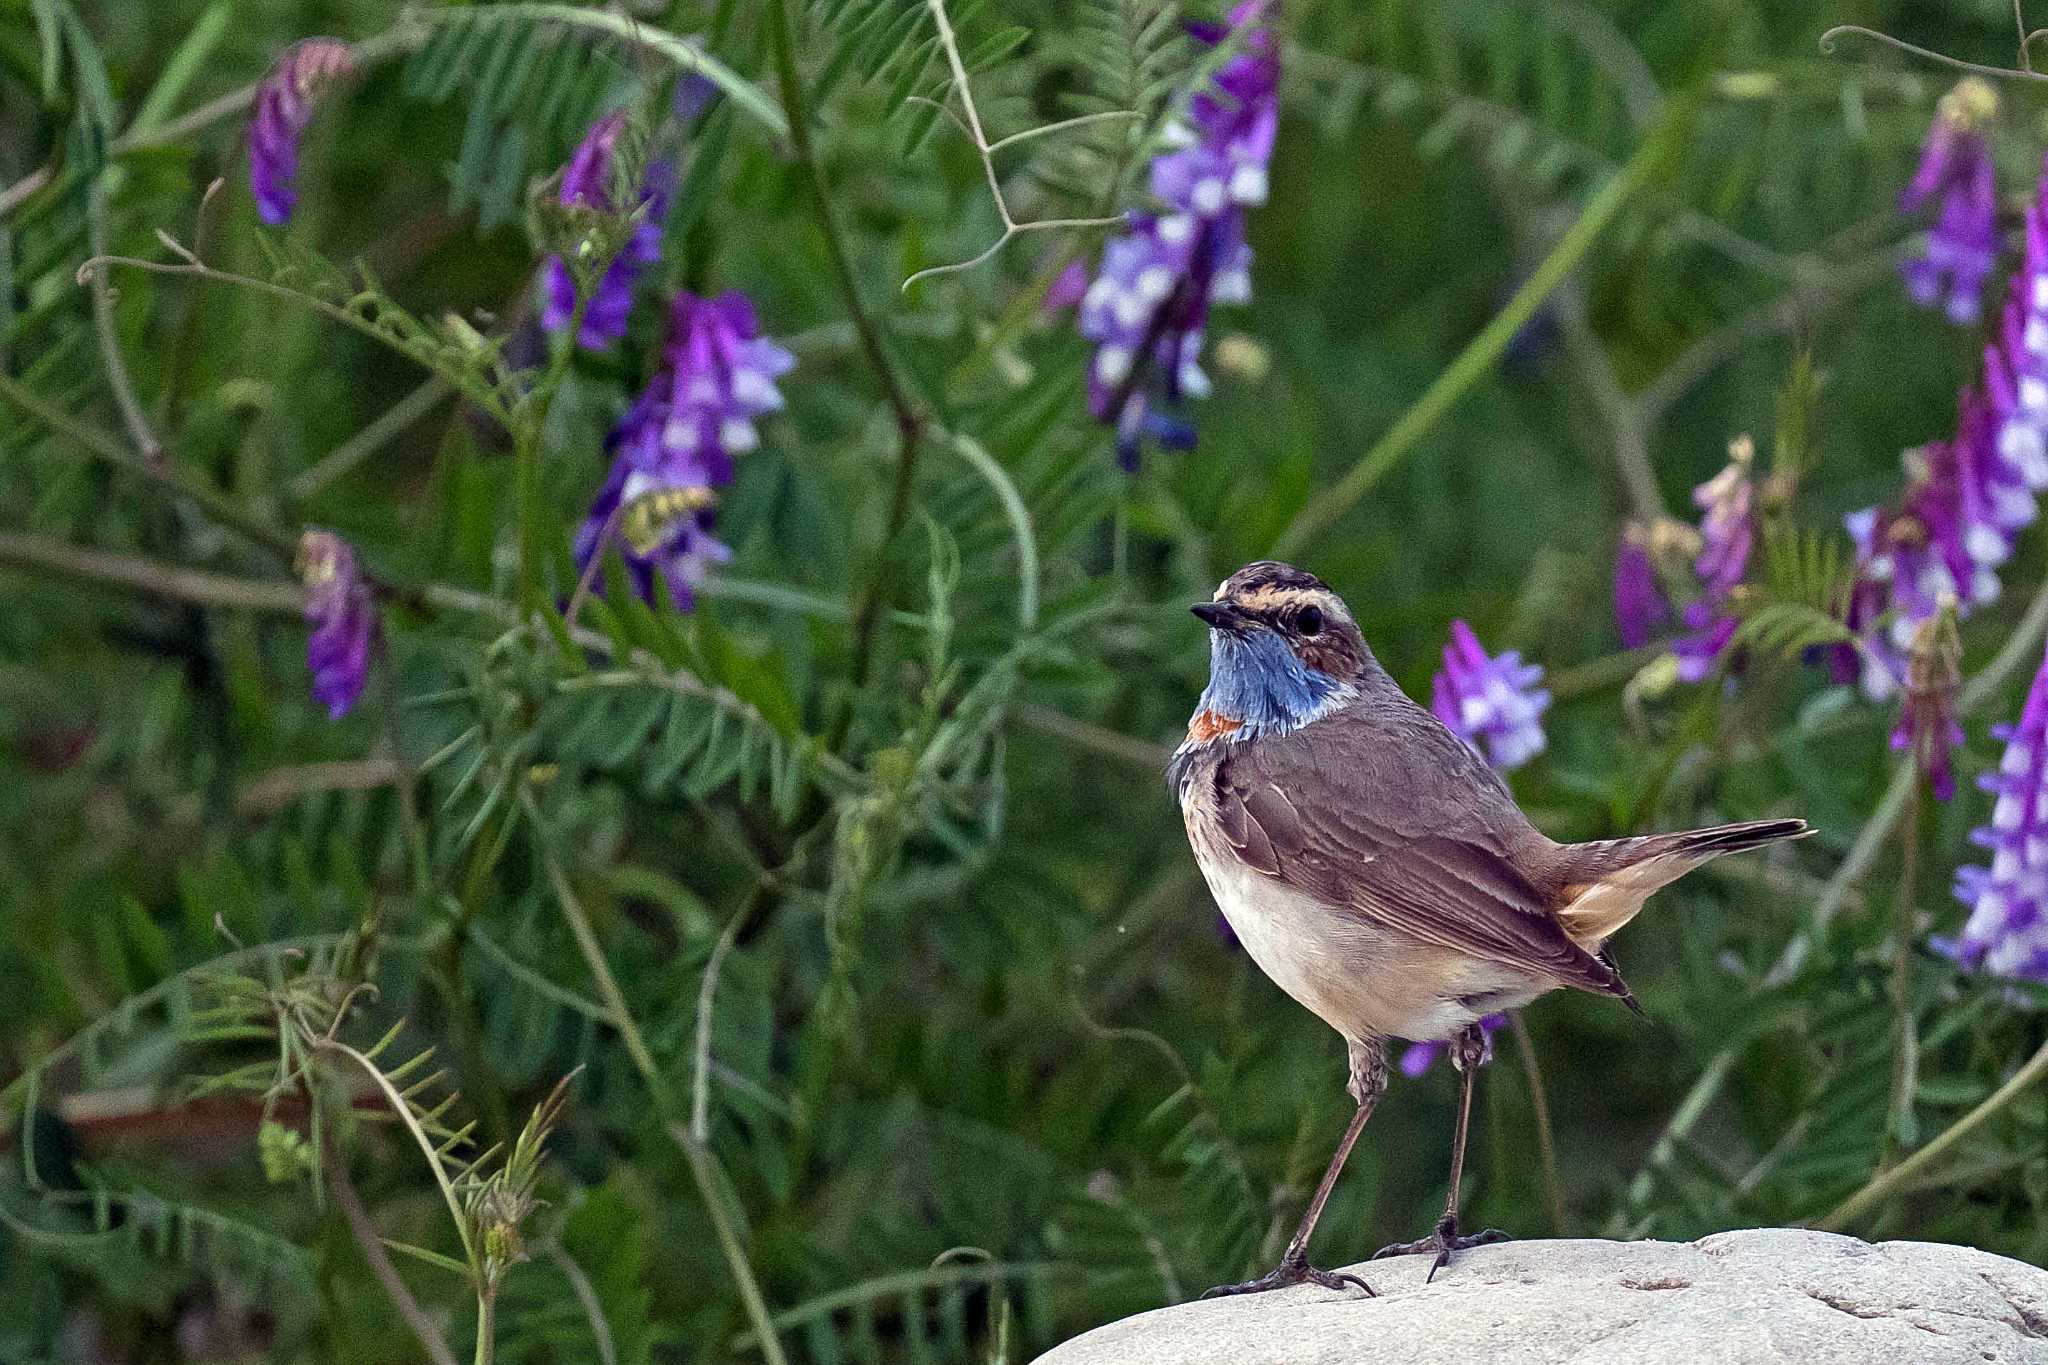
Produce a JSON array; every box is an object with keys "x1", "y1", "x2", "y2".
[
  {"x1": 1431, "y1": 620, "x2": 1549, "y2": 771},
  {"x1": 1400, "y1": 1013, "x2": 1505, "y2": 1078},
  {"x1": 1043, "y1": 257, "x2": 1090, "y2": 315},
  {"x1": 1899, "y1": 78, "x2": 2000, "y2": 325},
  {"x1": 1942, "y1": 642, "x2": 2048, "y2": 983},
  {"x1": 673, "y1": 72, "x2": 719, "y2": 122},
  {"x1": 1822, "y1": 561, "x2": 1888, "y2": 690},
  {"x1": 247, "y1": 40, "x2": 354, "y2": 225},
  {"x1": 1671, "y1": 442, "x2": 1756, "y2": 682},
  {"x1": 1846, "y1": 386, "x2": 2033, "y2": 697},
  {"x1": 1989, "y1": 161, "x2": 2048, "y2": 493},
  {"x1": 1672, "y1": 603, "x2": 1739, "y2": 685},
  {"x1": 1150, "y1": 6, "x2": 1278, "y2": 219},
  {"x1": 574, "y1": 456, "x2": 730, "y2": 612},
  {"x1": 1893, "y1": 607, "x2": 1964, "y2": 802},
  {"x1": 1613, "y1": 524, "x2": 1671, "y2": 649},
  {"x1": 574, "y1": 290, "x2": 792, "y2": 609},
  {"x1": 1076, "y1": 1, "x2": 1275, "y2": 466},
  {"x1": 1692, "y1": 449, "x2": 1754, "y2": 600},
  {"x1": 541, "y1": 112, "x2": 674, "y2": 350},
  {"x1": 1080, "y1": 213, "x2": 1248, "y2": 467},
  {"x1": 296, "y1": 531, "x2": 376, "y2": 719}
]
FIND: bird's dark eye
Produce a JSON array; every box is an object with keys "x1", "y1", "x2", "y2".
[{"x1": 1296, "y1": 605, "x2": 1324, "y2": 637}]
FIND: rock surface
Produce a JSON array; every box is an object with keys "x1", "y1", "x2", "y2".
[{"x1": 1033, "y1": 1230, "x2": 2048, "y2": 1365}]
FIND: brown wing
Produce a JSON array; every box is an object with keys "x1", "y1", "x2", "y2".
[{"x1": 1210, "y1": 692, "x2": 1626, "y2": 999}]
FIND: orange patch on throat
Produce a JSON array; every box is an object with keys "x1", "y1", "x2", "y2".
[{"x1": 1188, "y1": 709, "x2": 1244, "y2": 744}]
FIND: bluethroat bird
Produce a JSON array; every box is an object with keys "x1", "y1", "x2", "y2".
[{"x1": 1171, "y1": 561, "x2": 1809, "y2": 1297}]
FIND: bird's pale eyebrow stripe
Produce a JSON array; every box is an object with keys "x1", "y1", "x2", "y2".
[{"x1": 1240, "y1": 585, "x2": 1318, "y2": 613}]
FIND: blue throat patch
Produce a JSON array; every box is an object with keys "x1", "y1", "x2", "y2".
[{"x1": 1196, "y1": 629, "x2": 1348, "y2": 739}]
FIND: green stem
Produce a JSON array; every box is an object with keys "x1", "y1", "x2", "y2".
[
  {"x1": 0, "y1": 531, "x2": 303, "y2": 611},
  {"x1": 1819, "y1": 24, "x2": 2048, "y2": 84},
  {"x1": 1885, "y1": 784, "x2": 1921, "y2": 1162},
  {"x1": 515, "y1": 432, "x2": 543, "y2": 615},
  {"x1": 516, "y1": 280, "x2": 594, "y2": 613},
  {"x1": 323, "y1": 1138, "x2": 462, "y2": 1365},
  {"x1": 290, "y1": 378, "x2": 450, "y2": 502},
  {"x1": 1817, "y1": 1033, "x2": 2048, "y2": 1230},
  {"x1": 0, "y1": 372, "x2": 299, "y2": 562},
  {"x1": 473, "y1": 1288, "x2": 496, "y2": 1365},
  {"x1": 1270, "y1": 108, "x2": 1682, "y2": 560},
  {"x1": 528, "y1": 801, "x2": 792, "y2": 1365},
  {"x1": 764, "y1": 0, "x2": 926, "y2": 697},
  {"x1": 1620, "y1": 1046, "x2": 1735, "y2": 1216},
  {"x1": 471, "y1": 5, "x2": 787, "y2": 134},
  {"x1": 85, "y1": 177, "x2": 164, "y2": 466},
  {"x1": 1508, "y1": 1014, "x2": 1566, "y2": 1235}
]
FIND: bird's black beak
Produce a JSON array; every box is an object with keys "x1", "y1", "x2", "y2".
[{"x1": 1191, "y1": 601, "x2": 1245, "y2": 631}]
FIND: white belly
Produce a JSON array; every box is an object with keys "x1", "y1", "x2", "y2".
[{"x1": 1192, "y1": 842, "x2": 1545, "y2": 1043}]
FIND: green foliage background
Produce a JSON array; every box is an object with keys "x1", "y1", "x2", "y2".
[{"x1": 2, "y1": 0, "x2": 2047, "y2": 1360}]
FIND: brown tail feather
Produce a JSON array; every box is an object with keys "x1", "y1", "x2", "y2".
[
  {"x1": 1655, "y1": 817, "x2": 1813, "y2": 858},
  {"x1": 1552, "y1": 817, "x2": 1811, "y2": 948}
]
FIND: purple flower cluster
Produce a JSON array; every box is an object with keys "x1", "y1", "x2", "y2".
[
  {"x1": 1837, "y1": 164, "x2": 2048, "y2": 696},
  {"x1": 541, "y1": 112, "x2": 674, "y2": 350},
  {"x1": 1672, "y1": 444, "x2": 1755, "y2": 683},
  {"x1": 1612, "y1": 525, "x2": 1670, "y2": 650},
  {"x1": 248, "y1": 39, "x2": 354, "y2": 225},
  {"x1": 575, "y1": 291, "x2": 793, "y2": 609},
  {"x1": 297, "y1": 530, "x2": 377, "y2": 719},
  {"x1": 1899, "y1": 78, "x2": 2000, "y2": 325},
  {"x1": 1987, "y1": 161, "x2": 2048, "y2": 497},
  {"x1": 1399, "y1": 1012, "x2": 1504, "y2": 1078},
  {"x1": 1431, "y1": 620, "x2": 1550, "y2": 771},
  {"x1": 1941, "y1": 642, "x2": 2048, "y2": 983},
  {"x1": 1608, "y1": 447, "x2": 1759, "y2": 681},
  {"x1": 1078, "y1": 1, "x2": 1275, "y2": 467},
  {"x1": 1844, "y1": 385, "x2": 2033, "y2": 695}
]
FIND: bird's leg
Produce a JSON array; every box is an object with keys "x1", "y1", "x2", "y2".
[
  {"x1": 1203, "y1": 1040, "x2": 1386, "y2": 1299},
  {"x1": 1371, "y1": 1023, "x2": 1511, "y2": 1279}
]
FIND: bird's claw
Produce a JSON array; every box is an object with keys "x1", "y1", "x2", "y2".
[
  {"x1": 1201, "y1": 1259, "x2": 1374, "y2": 1299},
  {"x1": 1369, "y1": 1216, "x2": 1511, "y2": 1281}
]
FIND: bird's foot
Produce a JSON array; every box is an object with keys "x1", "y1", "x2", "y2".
[
  {"x1": 1201, "y1": 1255, "x2": 1374, "y2": 1299},
  {"x1": 1369, "y1": 1215, "x2": 1511, "y2": 1282}
]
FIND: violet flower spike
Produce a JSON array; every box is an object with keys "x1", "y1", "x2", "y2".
[
  {"x1": 541, "y1": 112, "x2": 674, "y2": 351},
  {"x1": 1990, "y1": 161, "x2": 2048, "y2": 493},
  {"x1": 248, "y1": 39, "x2": 354, "y2": 225},
  {"x1": 1672, "y1": 604, "x2": 1739, "y2": 686},
  {"x1": 296, "y1": 530, "x2": 377, "y2": 719},
  {"x1": 1942, "y1": 641, "x2": 2048, "y2": 982},
  {"x1": 1613, "y1": 524, "x2": 1671, "y2": 649},
  {"x1": 574, "y1": 290, "x2": 792, "y2": 610},
  {"x1": 1845, "y1": 385, "x2": 2038, "y2": 698},
  {"x1": 1670, "y1": 438, "x2": 1755, "y2": 682},
  {"x1": 655, "y1": 291, "x2": 797, "y2": 484},
  {"x1": 1079, "y1": 214, "x2": 1245, "y2": 468},
  {"x1": 1076, "y1": 1, "x2": 1275, "y2": 466},
  {"x1": 1692, "y1": 440, "x2": 1755, "y2": 600},
  {"x1": 1898, "y1": 78, "x2": 2000, "y2": 326},
  {"x1": 1431, "y1": 620, "x2": 1550, "y2": 771},
  {"x1": 1400, "y1": 1013, "x2": 1505, "y2": 1078}
]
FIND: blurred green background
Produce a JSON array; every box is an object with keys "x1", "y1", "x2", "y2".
[{"x1": 3, "y1": 0, "x2": 2047, "y2": 1361}]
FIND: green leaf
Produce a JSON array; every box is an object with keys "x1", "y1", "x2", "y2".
[
  {"x1": 127, "y1": 1, "x2": 232, "y2": 138},
  {"x1": 380, "y1": 1238, "x2": 471, "y2": 1276}
]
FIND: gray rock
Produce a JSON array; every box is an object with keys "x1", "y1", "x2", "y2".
[{"x1": 1033, "y1": 1230, "x2": 2048, "y2": 1365}]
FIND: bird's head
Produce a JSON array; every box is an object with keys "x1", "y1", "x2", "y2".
[{"x1": 1188, "y1": 561, "x2": 1372, "y2": 740}]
